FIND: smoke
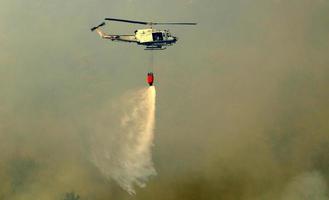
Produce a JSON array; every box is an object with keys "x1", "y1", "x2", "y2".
[
  {"x1": 0, "y1": 0, "x2": 328, "y2": 199},
  {"x1": 90, "y1": 86, "x2": 157, "y2": 195},
  {"x1": 282, "y1": 171, "x2": 328, "y2": 200}
]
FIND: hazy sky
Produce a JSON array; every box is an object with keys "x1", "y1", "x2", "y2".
[{"x1": 0, "y1": 0, "x2": 329, "y2": 199}]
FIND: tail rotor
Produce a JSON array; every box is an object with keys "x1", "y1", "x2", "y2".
[{"x1": 91, "y1": 22, "x2": 106, "y2": 31}]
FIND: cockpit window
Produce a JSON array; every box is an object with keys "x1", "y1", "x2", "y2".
[
  {"x1": 166, "y1": 30, "x2": 171, "y2": 37},
  {"x1": 152, "y1": 32, "x2": 163, "y2": 41}
]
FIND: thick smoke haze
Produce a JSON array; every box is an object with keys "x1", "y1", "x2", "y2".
[
  {"x1": 0, "y1": 0, "x2": 328, "y2": 199},
  {"x1": 281, "y1": 171, "x2": 328, "y2": 200}
]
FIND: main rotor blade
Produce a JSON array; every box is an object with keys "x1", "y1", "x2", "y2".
[
  {"x1": 105, "y1": 18, "x2": 148, "y2": 25},
  {"x1": 105, "y1": 18, "x2": 197, "y2": 26},
  {"x1": 153, "y1": 22, "x2": 197, "y2": 25}
]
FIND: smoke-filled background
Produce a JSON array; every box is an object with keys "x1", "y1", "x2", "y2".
[{"x1": 0, "y1": 0, "x2": 329, "y2": 199}]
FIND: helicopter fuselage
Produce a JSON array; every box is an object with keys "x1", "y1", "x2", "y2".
[
  {"x1": 91, "y1": 18, "x2": 195, "y2": 50},
  {"x1": 135, "y1": 29, "x2": 177, "y2": 45},
  {"x1": 93, "y1": 27, "x2": 177, "y2": 50}
]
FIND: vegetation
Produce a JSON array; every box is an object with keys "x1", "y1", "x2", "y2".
[{"x1": 63, "y1": 192, "x2": 80, "y2": 200}]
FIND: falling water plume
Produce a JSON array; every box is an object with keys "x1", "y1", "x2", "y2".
[{"x1": 90, "y1": 86, "x2": 157, "y2": 195}]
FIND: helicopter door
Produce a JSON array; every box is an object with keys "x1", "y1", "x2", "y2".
[{"x1": 152, "y1": 32, "x2": 163, "y2": 41}]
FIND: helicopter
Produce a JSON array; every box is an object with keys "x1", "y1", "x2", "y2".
[{"x1": 91, "y1": 18, "x2": 197, "y2": 50}]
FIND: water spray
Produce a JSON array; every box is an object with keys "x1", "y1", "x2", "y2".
[{"x1": 90, "y1": 86, "x2": 157, "y2": 195}]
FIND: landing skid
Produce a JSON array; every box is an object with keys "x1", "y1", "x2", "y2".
[{"x1": 144, "y1": 47, "x2": 167, "y2": 50}]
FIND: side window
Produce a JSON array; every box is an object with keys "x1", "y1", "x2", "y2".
[{"x1": 152, "y1": 32, "x2": 163, "y2": 41}]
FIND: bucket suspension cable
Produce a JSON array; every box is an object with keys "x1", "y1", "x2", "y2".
[{"x1": 149, "y1": 50, "x2": 154, "y2": 72}]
